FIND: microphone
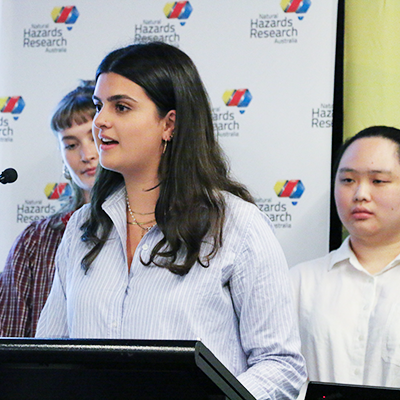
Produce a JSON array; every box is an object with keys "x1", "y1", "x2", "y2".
[{"x1": 0, "y1": 168, "x2": 18, "y2": 184}]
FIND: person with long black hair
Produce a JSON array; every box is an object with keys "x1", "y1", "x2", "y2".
[{"x1": 37, "y1": 42, "x2": 306, "y2": 400}]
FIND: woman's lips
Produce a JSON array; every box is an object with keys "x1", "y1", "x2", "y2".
[
  {"x1": 99, "y1": 142, "x2": 118, "y2": 151},
  {"x1": 83, "y1": 167, "x2": 97, "y2": 176},
  {"x1": 98, "y1": 136, "x2": 119, "y2": 151},
  {"x1": 352, "y1": 208, "x2": 373, "y2": 220}
]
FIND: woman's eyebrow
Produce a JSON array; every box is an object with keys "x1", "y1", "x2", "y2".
[{"x1": 92, "y1": 94, "x2": 138, "y2": 103}]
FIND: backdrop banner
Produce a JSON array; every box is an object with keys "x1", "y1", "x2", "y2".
[{"x1": 0, "y1": 0, "x2": 339, "y2": 270}]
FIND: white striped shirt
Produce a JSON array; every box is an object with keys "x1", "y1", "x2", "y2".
[{"x1": 36, "y1": 187, "x2": 306, "y2": 399}]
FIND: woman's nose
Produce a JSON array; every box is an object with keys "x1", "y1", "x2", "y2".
[
  {"x1": 353, "y1": 182, "x2": 371, "y2": 202},
  {"x1": 93, "y1": 107, "x2": 110, "y2": 130},
  {"x1": 81, "y1": 142, "x2": 98, "y2": 163}
]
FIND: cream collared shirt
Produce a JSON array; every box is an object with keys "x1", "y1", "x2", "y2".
[{"x1": 290, "y1": 237, "x2": 400, "y2": 387}]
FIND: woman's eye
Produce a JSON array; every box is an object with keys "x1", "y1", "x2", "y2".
[
  {"x1": 116, "y1": 104, "x2": 129, "y2": 112},
  {"x1": 65, "y1": 144, "x2": 76, "y2": 150},
  {"x1": 94, "y1": 103, "x2": 102, "y2": 112}
]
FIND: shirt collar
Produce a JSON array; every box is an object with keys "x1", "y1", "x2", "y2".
[
  {"x1": 102, "y1": 185, "x2": 159, "y2": 238},
  {"x1": 329, "y1": 236, "x2": 400, "y2": 274},
  {"x1": 328, "y1": 236, "x2": 353, "y2": 271},
  {"x1": 101, "y1": 185, "x2": 129, "y2": 243}
]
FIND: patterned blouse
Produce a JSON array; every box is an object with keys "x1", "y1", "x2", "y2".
[{"x1": 0, "y1": 212, "x2": 72, "y2": 337}]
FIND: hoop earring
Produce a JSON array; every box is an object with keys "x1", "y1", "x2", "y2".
[
  {"x1": 163, "y1": 131, "x2": 175, "y2": 155},
  {"x1": 63, "y1": 165, "x2": 72, "y2": 180}
]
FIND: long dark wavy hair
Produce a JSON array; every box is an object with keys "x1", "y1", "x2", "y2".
[
  {"x1": 81, "y1": 42, "x2": 253, "y2": 275},
  {"x1": 50, "y1": 80, "x2": 96, "y2": 230}
]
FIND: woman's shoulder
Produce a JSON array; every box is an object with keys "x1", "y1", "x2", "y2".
[
  {"x1": 289, "y1": 252, "x2": 334, "y2": 282},
  {"x1": 291, "y1": 238, "x2": 351, "y2": 274},
  {"x1": 222, "y1": 192, "x2": 279, "y2": 261},
  {"x1": 66, "y1": 203, "x2": 91, "y2": 225},
  {"x1": 224, "y1": 191, "x2": 256, "y2": 212},
  {"x1": 223, "y1": 191, "x2": 273, "y2": 230},
  {"x1": 54, "y1": 204, "x2": 91, "y2": 245}
]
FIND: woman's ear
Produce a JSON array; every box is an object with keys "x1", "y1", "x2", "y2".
[{"x1": 162, "y1": 110, "x2": 176, "y2": 141}]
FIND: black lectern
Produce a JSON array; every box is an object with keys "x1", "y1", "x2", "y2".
[
  {"x1": 0, "y1": 338, "x2": 256, "y2": 400},
  {"x1": 305, "y1": 381, "x2": 400, "y2": 400}
]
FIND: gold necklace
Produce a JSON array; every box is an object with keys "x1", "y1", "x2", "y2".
[
  {"x1": 126, "y1": 193, "x2": 156, "y2": 237},
  {"x1": 129, "y1": 210, "x2": 154, "y2": 216},
  {"x1": 127, "y1": 220, "x2": 156, "y2": 226}
]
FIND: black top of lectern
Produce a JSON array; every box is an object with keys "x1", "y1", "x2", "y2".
[
  {"x1": 0, "y1": 338, "x2": 255, "y2": 400},
  {"x1": 306, "y1": 381, "x2": 400, "y2": 400}
]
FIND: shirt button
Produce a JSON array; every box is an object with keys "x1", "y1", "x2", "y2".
[
  {"x1": 359, "y1": 335, "x2": 364, "y2": 341},
  {"x1": 354, "y1": 368, "x2": 360, "y2": 375},
  {"x1": 142, "y1": 244, "x2": 149, "y2": 250}
]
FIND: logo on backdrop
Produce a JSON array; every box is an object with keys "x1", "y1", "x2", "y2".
[
  {"x1": 0, "y1": 97, "x2": 25, "y2": 120},
  {"x1": 134, "y1": 2, "x2": 192, "y2": 45},
  {"x1": 51, "y1": 6, "x2": 80, "y2": 30},
  {"x1": 250, "y1": 0, "x2": 311, "y2": 44},
  {"x1": 163, "y1": 2, "x2": 193, "y2": 26},
  {"x1": 22, "y1": 6, "x2": 80, "y2": 53},
  {"x1": 255, "y1": 180, "x2": 305, "y2": 230},
  {"x1": 280, "y1": 0, "x2": 311, "y2": 20},
  {"x1": 16, "y1": 182, "x2": 72, "y2": 224},
  {"x1": 311, "y1": 103, "x2": 333, "y2": 128},
  {"x1": 274, "y1": 179, "x2": 305, "y2": 205},
  {"x1": 222, "y1": 89, "x2": 252, "y2": 114},
  {"x1": 212, "y1": 88, "x2": 253, "y2": 137},
  {"x1": 0, "y1": 96, "x2": 25, "y2": 142},
  {"x1": 44, "y1": 182, "x2": 72, "y2": 200}
]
